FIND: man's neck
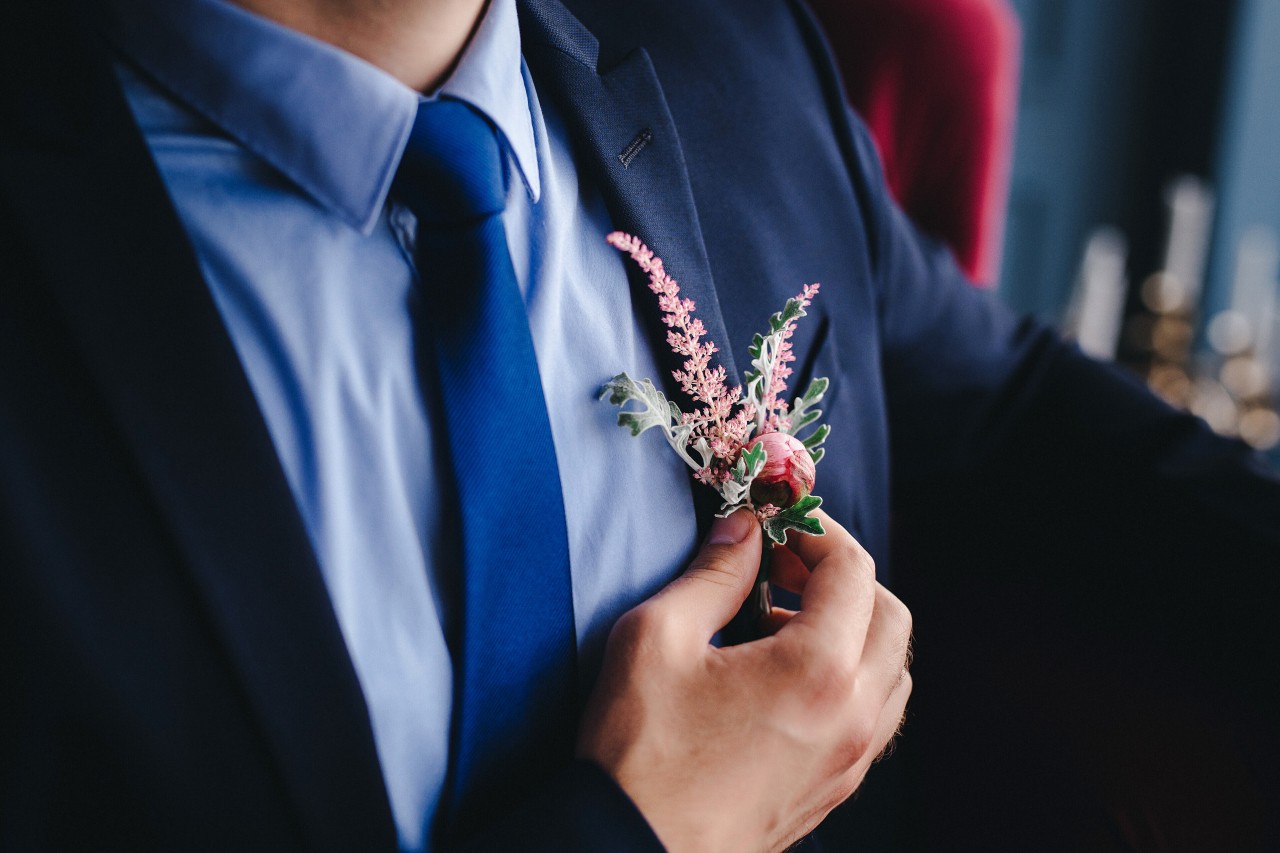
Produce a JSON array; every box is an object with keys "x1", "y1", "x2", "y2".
[{"x1": 228, "y1": 0, "x2": 489, "y2": 92}]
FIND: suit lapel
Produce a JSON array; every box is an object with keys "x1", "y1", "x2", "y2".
[
  {"x1": 0, "y1": 7, "x2": 396, "y2": 851},
  {"x1": 519, "y1": 0, "x2": 739, "y2": 541},
  {"x1": 519, "y1": 0, "x2": 740, "y2": 391}
]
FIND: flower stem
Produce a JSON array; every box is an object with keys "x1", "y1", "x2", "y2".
[
  {"x1": 721, "y1": 536, "x2": 773, "y2": 645},
  {"x1": 752, "y1": 539, "x2": 773, "y2": 620}
]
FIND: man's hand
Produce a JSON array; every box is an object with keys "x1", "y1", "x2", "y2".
[{"x1": 577, "y1": 509, "x2": 913, "y2": 852}]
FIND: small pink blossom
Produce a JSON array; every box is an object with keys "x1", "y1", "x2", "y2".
[
  {"x1": 755, "y1": 504, "x2": 781, "y2": 521},
  {"x1": 745, "y1": 432, "x2": 815, "y2": 509}
]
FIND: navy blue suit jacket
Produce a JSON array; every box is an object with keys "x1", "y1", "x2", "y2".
[{"x1": 3, "y1": 0, "x2": 1279, "y2": 849}]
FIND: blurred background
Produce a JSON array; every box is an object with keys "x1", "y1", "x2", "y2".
[
  {"x1": 1002, "y1": 0, "x2": 1280, "y2": 467},
  {"x1": 812, "y1": 0, "x2": 1280, "y2": 468}
]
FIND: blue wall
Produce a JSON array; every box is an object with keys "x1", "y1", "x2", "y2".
[
  {"x1": 1204, "y1": 0, "x2": 1280, "y2": 319},
  {"x1": 999, "y1": 0, "x2": 1147, "y2": 319},
  {"x1": 999, "y1": 0, "x2": 1235, "y2": 325}
]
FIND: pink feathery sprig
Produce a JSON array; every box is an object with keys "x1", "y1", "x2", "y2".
[{"x1": 607, "y1": 231, "x2": 750, "y2": 483}]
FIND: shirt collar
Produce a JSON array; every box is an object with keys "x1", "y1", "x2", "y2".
[
  {"x1": 103, "y1": 0, "x2": 539, "y2": 235},
  {"x1": 440, "y1": 0, "x2": 540, "y2": 204}
]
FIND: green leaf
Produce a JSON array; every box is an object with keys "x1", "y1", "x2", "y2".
[
  {"x1": 715, "y1": 499, "x2": 753, "y2": 518},
  {"x1": 800, "y1": 377, "x2": 829, "y2": 406},
  {"x1": 599, "y1": 373, "x2": 637, "y2": 405},
  {"x1": 808, "y1": 447, "x2": 825, "y2": 465},
  {"x1": 763, "y1": 513, "x2": 824, "y2": 543},
  {"x1": 790, "y1": 408, "x2": 822, "y2": 431},
  {"x1": 785, "y1": 495, "x2": 822, "y2": 516},
  {"x1": 740, "y1": 441, "x2": 766, "y2": 476},
  {"x1": 771, "y1": 297, "x2": 807, "y2": 333},
  {"x1": 801, "y1": 423, "x2": 830, "y2": 450},
  {"x1": 792, "y1": 515, "x2": 826, "y2": 536},
  {"x1": 600, "y1": 370, "x2": 731, "y2": 476},
  {"x1": 617, "y1": 412, "x2": 655, "y2": 436},
  {"x1": 780, "y1": 375, "x2": 830, "y2": 437},
  {"x1": 604, "y1": 376, "x2": 671, "y2": 436},
  {"x1": 600, "y1": 374, "x2": 674, "y2": 437},
  {"x1": 762, "y1": 494, "x2": 826, "y2": 543},
  {"x1": 719, "y1": 442, "x2": 767, "y2": 508}
]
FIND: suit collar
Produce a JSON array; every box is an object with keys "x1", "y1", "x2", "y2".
[{"x1": 0, "y1": 6, "x2": 397, "y2": 851}]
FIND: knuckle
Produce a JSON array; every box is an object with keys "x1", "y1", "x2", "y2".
[
  {"x1": 833, "y1": 713, "x2": 876, "y2": 770},
  {"x1": 855, "y1": 547, "x2": 877, "y2": 579},
  {"x1": 883, "y1": 587, "x2": 911, "y2": 626},
  {"x1": 881, "y1": 592, "x2": 914, "y2": 660},
  {"x1": 829, "y1": 774, "x2": 861, "y2": 811},
  {"x1": 836, "y1": 538, "x2": 875, "y2": 578}
]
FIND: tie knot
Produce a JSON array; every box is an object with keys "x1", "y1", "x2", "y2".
[{"x1": 393, "y1": 99, "x2": 506, "y2": 226}]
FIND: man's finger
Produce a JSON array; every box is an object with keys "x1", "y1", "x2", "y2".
[
  {"x1": 855, "y1": 583, "x2": 914, "y2": 707},
  {"x1": 790, "y1": 672, "x2": 914, "y2": 842},
  {"x1": 783, "y1": 508, "x2": 861, "y2": 568},
  {"x1": 783, "y1": 510, "x2": 877, "y2": 655},
  {"x1": 856, "y1": 670, "x2": 912, "y2": 780},
  {"x1": 647, "y1": 509, "x2": 762, "y2": 643},
  {"x1": 757, "y1": 606, "x2": 797, "y2": 636},
  {"x1": 768, "y1": 543, "x2": 811, "y2": 593}
]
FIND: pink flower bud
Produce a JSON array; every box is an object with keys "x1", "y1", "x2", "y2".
[{"x1": 746, "y1": 432, "x2": 815, "y2": 509}]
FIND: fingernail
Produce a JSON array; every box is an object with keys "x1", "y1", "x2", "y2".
[{"x1": 708, "y1": 510, "x2": 754, "y2": 545}]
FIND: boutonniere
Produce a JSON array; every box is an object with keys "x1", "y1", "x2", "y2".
[{"x1": 600, "y1": 232, "x2": 830, "y2": 615}]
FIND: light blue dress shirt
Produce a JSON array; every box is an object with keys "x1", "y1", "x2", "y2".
[{"x1": 105, "y1": 0, "x2": 697, "y2": 849}]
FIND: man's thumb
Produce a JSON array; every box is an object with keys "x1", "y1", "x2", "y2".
[{"x1": 657, "y1": 509, "x2": 761, "y2": 641}]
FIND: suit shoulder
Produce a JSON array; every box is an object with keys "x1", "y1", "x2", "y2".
[{"x1": 556, "y1": 0, "x2": 829, "y2": 83}]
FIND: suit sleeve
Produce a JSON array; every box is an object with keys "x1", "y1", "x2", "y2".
[{"x1": 841, "y1": 102, "x2": 1280, "y2": 695}]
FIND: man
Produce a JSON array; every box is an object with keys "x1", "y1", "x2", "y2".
[{"x1": 1, "y1": 1, "x2": 1277, "y2": 852}]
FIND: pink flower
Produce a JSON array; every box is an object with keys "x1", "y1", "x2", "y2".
[{"x1": 746, "y1": 432, "x2": 815, "y2": 509}]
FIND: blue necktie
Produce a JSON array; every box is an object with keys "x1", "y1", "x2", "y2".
[{"x1": 393, "y1": 99, "x2": 576, "y2": 833}]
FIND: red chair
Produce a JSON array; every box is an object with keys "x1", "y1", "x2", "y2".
[{"x1": 807, "y1": 0, "x2": 1021, "y2": 285}]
